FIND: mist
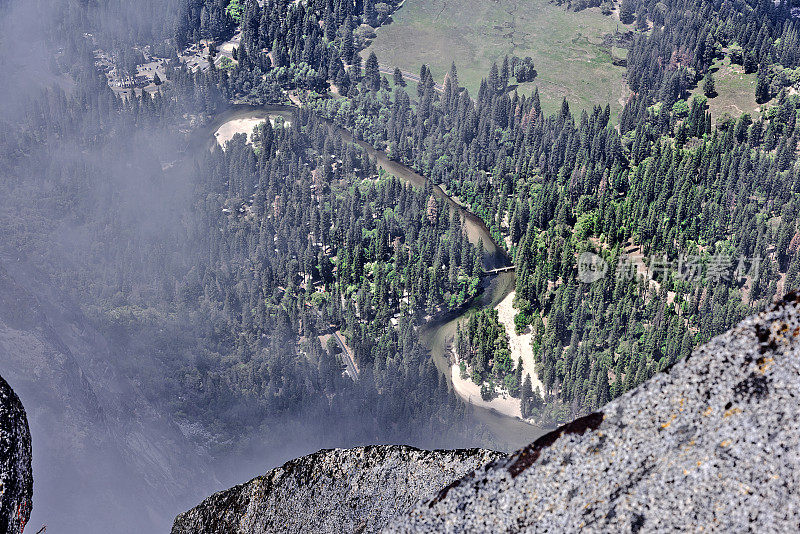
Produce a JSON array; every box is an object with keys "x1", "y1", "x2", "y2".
[{"x1": 0, "y1": 0, "x2": 495, "y2": 532}]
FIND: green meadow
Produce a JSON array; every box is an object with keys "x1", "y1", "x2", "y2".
[
  {"x1": 364, "y1": 0, "x2": 633, "y2": 115},
  {"x1": 690, "y1": 56, "x2": 763, "y2": 123}
]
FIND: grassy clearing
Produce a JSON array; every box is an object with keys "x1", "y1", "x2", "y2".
[
  {"x1": 690, "y1": 56, "x2": 762, "y2": 123},
  {"x1": 363, "y1": 0, "x2": 632, "y2": 116}
]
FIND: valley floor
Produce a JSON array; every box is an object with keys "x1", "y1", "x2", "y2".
[
  {"x1": 448, "y1": 290, "x2": 546, "y2": 421},
  {"x1": 495, "y1": 291, "x2": 545, "y2": 397}
]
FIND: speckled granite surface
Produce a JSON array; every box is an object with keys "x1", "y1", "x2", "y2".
[
  {"x1": 172, "y1": 445, "x2": 502, "y2": 534},
  {"x1": 0, "y1": 375, "x2": 32, "y2": 534},
  {"x1": 388, "y1": 292, "x2": 800, "y2": 533}
]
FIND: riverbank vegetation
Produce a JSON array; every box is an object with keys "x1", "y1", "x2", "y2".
[
  {"x1": 304, "y1": 50, "x2": 799, "y2": 423},
  {"x1": 455, "y1": 309, "x2": 517, "y2": 398},
  {"x1": 223, "y1": 0, "x2": 800, "y2": 425},
  {"x1": 109, "y1": 0, "x2": 800, "y2": 427},
  {"x1": 167, "y1": 108, "x2": 486, "y2": 442},
  {"x1": 1, "y1": 0, "x2": 501, "y2": 478},
  {"x1": 12, "y1": 0, "x2": 796, "y2": 528},
  {"x1": 8, "y1": 0, "x2": 800, "y2": 450}
]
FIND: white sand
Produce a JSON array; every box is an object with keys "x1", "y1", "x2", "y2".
[
  {"x1": 214, "y1": 116, "x2": 290, "y2": 149},
  {"x1": 447, "y1": 290, "x2": 547, "y2": 421},
  {"x1": 450, "y1": 364, "x2": 523, "y2": 419},
  {"x1": 218, "y1": 33, "x2": 240, "y2": 54},
  {"x1": 214, "y1": 117, "x2": 266, "y2": 148},
  {"x1": 495, "y1": 291, "x2": 546, "y2": 401}
]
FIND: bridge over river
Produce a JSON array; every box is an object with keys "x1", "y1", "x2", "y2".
[{"x1": 482, "y1": 265, "x2": 516, "y2": 276}]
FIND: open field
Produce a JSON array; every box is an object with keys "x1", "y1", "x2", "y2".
[
  {"x1": 363, "y1": 0, "x2": 632, "y2": 116},
  {"x1": 689, "y1": 56, "x2": 762, "y2": 123}
]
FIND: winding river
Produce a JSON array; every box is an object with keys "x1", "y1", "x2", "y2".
[{"x1": 210, "y1": 104, "x2": 547, "y2": 450}]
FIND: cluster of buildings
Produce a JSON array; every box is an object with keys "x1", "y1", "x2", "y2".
[{"x1": 92, "y1": 40, "x2": 169, "y2": 99}]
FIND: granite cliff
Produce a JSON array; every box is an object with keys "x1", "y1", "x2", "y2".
[
  {"x1": 0, "y1": 259, "x2": 214, "y2": 533},
  {"x1": 176, "y1": 292, "x2": 800, "y2": 533},
  {"x1": 172, "y1": 446, "x2": 502, "y2": 534},
  {"x1": 391, "y1": 291, "x2": 800, "y2": 532},
  {"x1": 0, "y1": 374, "x2": 32, "y2": 534}
]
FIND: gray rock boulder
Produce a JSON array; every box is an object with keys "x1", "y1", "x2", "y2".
[
  {"x1": 388, "y1": 292, "x2": 800, "y2": 532},
  {"x1": 172, "y1": 445, "x2": 502, "y2": 534},
  {"x1": 0, "y1": 374, "x2": 32, "y2": 534}
]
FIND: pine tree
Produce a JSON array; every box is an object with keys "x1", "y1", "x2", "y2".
[
  {"x1": 619, "y1": 0, "x2": 635, "y2": 24},
  {"x1": 744, "y1": 52, "x2": 757, "y2": 74},
  {"x1": 755, "y1": 66, "x2": 770, "y2": 103},
  {"x1": 364, "y1": 0, "x2": 377, "y2": 26},
  {"x1": 703, "y1": 73, "x2": 716, "y2": 97},
  {"x1": 521, "y1": 374, "x2": 533, "y2": 417},
  {"x1": 393, "y1": 67, "x2": 406, "y2": 87},
  {"x1": 340, "y1": 21, "x2": 355, "y2": 63},
  {"x1": 364, "y1": 52, "x2": 380, "y2": 92}
]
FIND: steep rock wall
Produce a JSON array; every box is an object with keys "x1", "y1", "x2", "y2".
[
  {"x1": 0, "y1": 374, "x2": 32, "y2": 534},
  {"x1": 389, "y1": 292, "x2": 800, "y2": 532},
  {"x1": 172, "y1": 445, "x2": 502, "y2": 534}
]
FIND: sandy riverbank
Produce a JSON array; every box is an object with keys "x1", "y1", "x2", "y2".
[
  {"x1": 448, "y1": 290, "x2": 546, "y2": 421},
  {"x1": 214, "y1": 116, "x2": 289, "y2": 149},
  {"x1": 495, "y1": 290, "x2": 546, "y2": 398},
  {"x1": 450, "y1": 364, "x2": 523, "y2": 418}
]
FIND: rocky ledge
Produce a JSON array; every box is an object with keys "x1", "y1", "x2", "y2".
[
  {"x1": 174, "y1": 293, "x2": 800, "y2": 533},
  {"x1": 388, "y1": 292, "x2": 800, "y2": 532},
  {"x1": 171, "y1": 445, "x2": 502, "y2": 534},
  {"x1": 0, "y1": 374, "x2": 32, "y2": 534}
]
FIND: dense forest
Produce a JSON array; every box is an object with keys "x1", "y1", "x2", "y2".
[
  {"x1": 173, "y1": 109, "x2": 485, "y2": 439},
  {"x1": 558, "y1": 0, "x2": 800, "y2": 107},
  {"x1": 0, "y1": 0, "x2": 495, "y2": 490},
  {"x1": 4, "y1": 0, "x2": 800, "y2": 473},
  {"x1": 253, "y1": 1, "x2": 800, "y2": 422},
  {"x1": 307, "y1": 53, "x2": 799, "y2": 421},
  {"x1": 622, "y1": 0, "x2": 800, "y2": 107}
]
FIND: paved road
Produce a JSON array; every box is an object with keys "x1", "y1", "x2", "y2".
[
  {"x1": 331, "y1": 329, "x2": 360, "y2": 380},
  {"x1": 309, "y1": 303, "x2": 360, "y2": 380}
]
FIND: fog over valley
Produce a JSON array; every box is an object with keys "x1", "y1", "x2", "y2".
[{"x1": 1, "y1": 0, "x2": 799, "y2": 531}]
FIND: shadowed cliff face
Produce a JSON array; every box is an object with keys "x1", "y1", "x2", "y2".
[
  {"x1": 389, "y1": 292, "x2": 800, "y2": 533},
  {"x1": 171, "y1": 445, "x2": 503, "y2": 534},
  {"x1": 0, "y1": 260, "x2": 216, "y2": 534},
  {"x1": 0, "y1": 374, "x2": 33, "y2": 534}
]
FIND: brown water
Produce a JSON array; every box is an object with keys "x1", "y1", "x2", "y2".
[
  {"x1": 212, "y1": 105, "x2": 547, "y2": 450},
  {"x1": 421, "y1": 271, "x2": 548, "y2": 449},
  {"x1": 337, "y1": 132, "x2": 508, "y2": 271}
]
